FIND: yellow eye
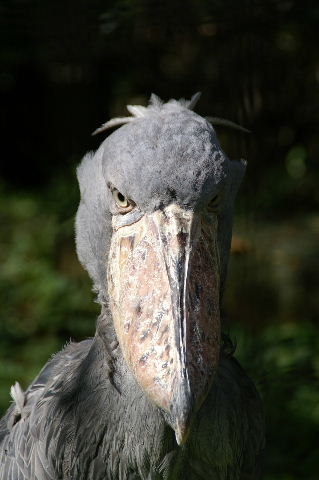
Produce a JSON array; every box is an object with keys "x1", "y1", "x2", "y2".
[{"x1": 112, "y1": 189, "x2": 129, "y2": 207}]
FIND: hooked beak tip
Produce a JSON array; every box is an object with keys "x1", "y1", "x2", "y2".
[
  {"x1": 171, "y1": 391, "x2": 193, "y2": 445},
  {"x1": 174, "y1": 417, "x2": 191, "y2": 445}
]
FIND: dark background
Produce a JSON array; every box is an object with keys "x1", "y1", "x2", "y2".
[{"x1": 1, "y1": 1, "x2": 319, "y2": 478}]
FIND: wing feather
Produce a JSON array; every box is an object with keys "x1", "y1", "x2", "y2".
[{"x1": 0, "y1": 340, "x2": 92, "y2": 480}]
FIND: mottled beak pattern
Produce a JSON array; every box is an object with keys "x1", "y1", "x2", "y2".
[{"x1": 107, "y1": 204, "x2": 220, "y2": 444}]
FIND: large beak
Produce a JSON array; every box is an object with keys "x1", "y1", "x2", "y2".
[{"x1": 107, "y1": 204, "x2": 220, "y2": 444}]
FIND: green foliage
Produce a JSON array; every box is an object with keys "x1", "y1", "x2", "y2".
[
  {"x1": 234, "y1": 322, "x2": 319, "y2": 480},
  {"x1": 0, "y1": 183, "x2": 98, "y2": 412}
]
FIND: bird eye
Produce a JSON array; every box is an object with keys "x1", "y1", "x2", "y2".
[
  {"x1": 207, "y1": 194, "x2": 220, "y2": 213},
  {"x1": 113, "y1": 189, "x2": 128, "y2": 207},
  {"x1": 210, "y1": 194, "x2": 219, "y2": 206},
  {"x1": 112, "y1": 188, "x2": 134, "y2": 213}
]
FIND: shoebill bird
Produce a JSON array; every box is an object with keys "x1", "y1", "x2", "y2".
[{"x1": 0, "y1": 94, "x2": 264, "y2": 479}]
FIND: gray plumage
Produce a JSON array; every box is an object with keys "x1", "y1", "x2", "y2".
[{"x1": 0, "y1": 95, "x2": 264, "y2": 479}]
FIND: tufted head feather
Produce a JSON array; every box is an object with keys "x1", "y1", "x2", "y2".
[{"x1": 91, "y1": 92, "x2": 202, "y2": 135}]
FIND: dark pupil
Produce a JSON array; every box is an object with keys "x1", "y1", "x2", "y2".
[
  {"x1": 117, "y1": 192, "x2": 125, "y2": 203},
  {"x1": 211, "y1": 195, "x2": 218, "y2": 203}
]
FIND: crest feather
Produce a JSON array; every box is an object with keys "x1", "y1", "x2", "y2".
[
  {"x1": 206, "y1": 116, "x2": 251, "y2": 133},
  {"x1": 149, "y1": 93, "x2": 163, "y2": 107},
  {"x1": 92, "y1": 92, "x2": 202, "y2": 136},
  {"x1": 186, "y1": 91, "x2": 201, "y2": 110},
  {"x1": 126, "y1": 105, "x2": 148, "y2": 117},
  {"x1": 92, "y1": 117, "x2": 135, "y2": 136}
]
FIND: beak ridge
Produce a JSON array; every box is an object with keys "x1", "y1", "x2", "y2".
[{"x1": 107, "y1": 204, "x2": 220, "y2": 444}]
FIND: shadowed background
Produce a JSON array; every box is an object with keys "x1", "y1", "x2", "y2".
[{"x1": 0, "y1": 1, "x2": 318, "y2": 478}]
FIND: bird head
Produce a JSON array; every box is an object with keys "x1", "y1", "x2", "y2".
[{"x1": 76, "y1": 94, "x2": 246, "y2": 445}]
